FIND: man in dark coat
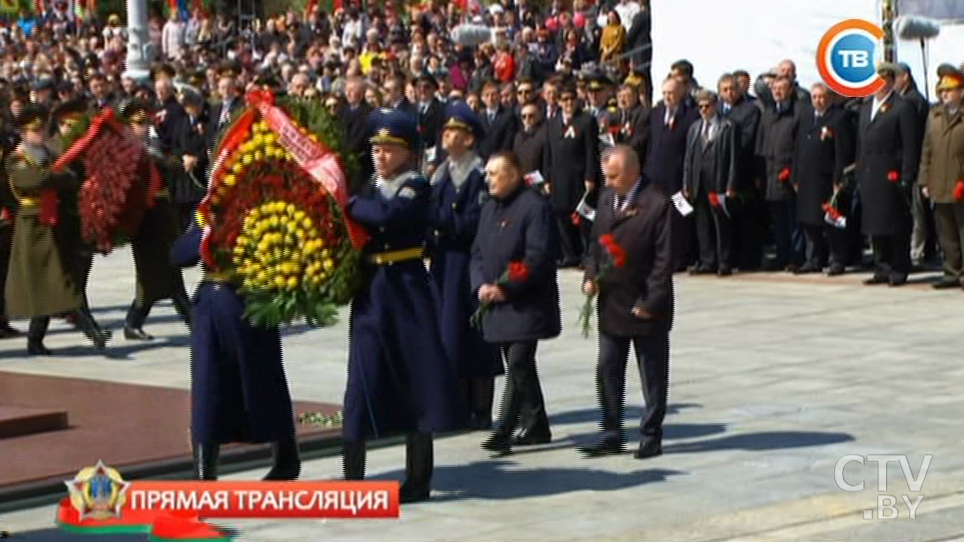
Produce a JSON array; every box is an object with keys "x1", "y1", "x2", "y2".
[
  {"x1": 416, "y1": 74, "x2": 446, "y2": 160},
  {"x1": 543, "y1": 82, "x2": 599, "y2": 267},
  {"x1": 512, "y1": 102, "x2": 548, "y2": 177},
  {"x1": 0, "y1": 130, "x2": 22, "y2": 338},
  {"x1": 170, "y1": 216, "x2": 300, "y2": 481},
  {"x1": 342, "y1": 110, "x2": 461, "y2": 503},
  {"x1": 579, "y1": 145, "x2": 674, "y2": 459},
  {"x1": 172, "y1": 89, "x2": 209, "y2": 233},
  {"x1": 479, "y1": 80, "x2": 519, "y2": 159},
  {"x1": 645, "y1": 77, "x2": 699, "y2": 268},
  {"x1": 339, "y1": 77, "x2": 374, "y2": 196},
  {"x1": 756, "y1": 75, "x2": 803, "y2": 270},
  {"x1": 615, "y1": 83, "x2": 650, "y2": 167},
  {"x1": 473, "y1": 150, "x2": 560, "y2": 454},
  {"x1": 429, "y1": 102, "x2": 503, "y2": 431},
  {"x1": 719, "y1": 73, "x2": 764, "y2": 270},
  {"x1": 792, "y1": 83, "x2": 855, "y2": 275},
  {"x1": 122, "y1": 100, "x2": 192, "y2": 340},
  {"x1": 895, "y1": 63, "x2": 937, "y2": 266},
  {"x1": 857, "y1": 63, "x2": 921, "y2": 286},
  {"x1": 682, "y1": 90, "x2": 737, "y2": 275}
]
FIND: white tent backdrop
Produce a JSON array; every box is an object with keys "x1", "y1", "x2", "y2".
[{"x1": 649, "y1": 0, "x2": 964, "y2": 102}]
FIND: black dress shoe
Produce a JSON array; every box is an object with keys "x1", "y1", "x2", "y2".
[
  {"x1": 633, "y1": 438, "x2": 663, "y2": 459},
  {"x1": 889, "y1": 274, "x2": 908, "y2": 287},
  {"x1": 0, "y1": 324, "x2": 23, "y2": 339},
  {"x1": 717, "y1": 266, "x2": 732, "y2": 277},
  {"x1": 688, "y1": 265, "x2": 714, "y2": 275},
  {"x1": 27, "y1": 342, "x2": 51, "y2": 356},
  {"x1": 577, "y1": 438, "x2": 624, "y2": 457},
  {"x1": 124, "y1": 327, "x2": 154, "y2": 341},
  {"x1": 932, "y1": 278, "x2": 960, "y2": 289},
  {"x1": 827, "y1": 264, "x2": 845, "y2": 276},
  {"x1": 399, "y1": 482, "x2": 431, "y2": 504},
  {"x1": 863, "y1": 275, "x2": 888, "y2": 285},
  {"x1": 481, "y1": 431, "x2": 513, "y2": 454},
  {"x1": 793, "y1": 263, "x2": 821, "y2": 275},
  {"x1": 513, "y1": 428, "x2": 551, "y2": 446}
]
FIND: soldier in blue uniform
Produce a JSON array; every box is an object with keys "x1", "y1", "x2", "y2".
[
  {"x1": 342, "y1": 109, "x2": 461, "y2": 503},
  {"x1": 170, "y1": 217, "x2": 300, "y2": 481},
  {"x1": 429, "y1": 102, "x2": 504, "y2": 431}
]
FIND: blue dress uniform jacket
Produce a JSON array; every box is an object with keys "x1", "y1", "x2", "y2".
[
  {"x1": 429, "y1": 159, "x2": 503, "y2": 379},
  {"x1": 344, "y1": 171, "x2": 462, "y2": 441},
  {"x1": 470, "y1": 184, "x2": 562, "y2": 343},
  {"x1": 170, "y1": 222, "x2": 296, "y2": 445}
]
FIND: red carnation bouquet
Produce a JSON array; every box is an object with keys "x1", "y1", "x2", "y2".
[
  {"x1": 470, "y1": 261, "x2": 530, "y2": 330},
  {"x1": 822, "y1": 189, "x2": 847, "y2": 229},
  {"x1": 578, "y1": 233, "x2": 627, "y2": 338},
  {"x1": 51, "y1": 109, "x2": 161, "y2": 253}
]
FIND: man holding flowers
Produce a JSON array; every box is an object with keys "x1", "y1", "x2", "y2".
[
  {"x1": 472, "y1": 150, "x2": 560, "y2": 455},
  {"x1": 342, "y1": 109, "x2": 461, "y2": 504},
  {"x1": 579, "y1": 145, "x2": 675, "y2": 460}
]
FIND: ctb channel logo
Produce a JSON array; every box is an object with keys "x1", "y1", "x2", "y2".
[{"x1": 817, "y1": 19, "x2": 887, "y2": 98}]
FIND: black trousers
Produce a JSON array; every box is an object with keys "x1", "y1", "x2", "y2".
[
  {"x1": 693, "y1": 194, "x2": 731, "y2": 270},
  {"x1": 731, "y1": 192, "x2": 767, "y2": 270},
  {"x1": 871, "y1": 232, "x2": 911, "y2": 277},
  {"x1": 554, "y1": 210, "x2": 583, "y2": 266},
  {"x1": 596, "y1": 331, "x2": 670, "y2": 441},
  {"x1": 494, "y1": 341, "x2": 549, "y2": 435},
  {"x1": 934, "y1": 202, "x2": 964, "y2": 280},
  {"x1": 768, "y1": 199, "x2": 803, "y2": 267},
  {"x1": 801, "y1": 223, "x2": 848, "y2": 267}
]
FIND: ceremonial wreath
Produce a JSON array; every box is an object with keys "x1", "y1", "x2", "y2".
[
  {"x1": 198, "y1": 90, "x2": 369, "y2": 328},
  {"x1": 51, "y1": 108, "x2": 163, "y2": 253}
]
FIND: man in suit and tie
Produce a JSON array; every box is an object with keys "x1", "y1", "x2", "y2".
[
  {"x1": 857, "y1": 63, "x2": 921, "y2": 286},
  {"x1": 416, "y1": 74, "x2": 445, "y2": 162},
  {"x1": 542, "y1": 78, "x2": 561, "y2": 123},
  {"x1": 543, "y1": 82, "x2": 599, "y2": 267},
  {"x1": 384, "y1": 73, "x2": 417, "y2": 116},
  {"x1": 87, "y1": 73, "x2": 115, "y2": 112},
  {"x1": 172, "y1": 89, "x2": 210, "y2": 233},
  {"x1": 793, "y1": 83, "x2": 855, "y2": 275},
  {"x1": 339, "y1": 77, "x2": 374, "y2": 196},
  {"x1": 479, "y1": 80, "x2": 519, "y2": 159},
  {"x1": 682, "y1": 90, "x2": 737, "y2": 275},
  {"x1": 579, "y1": 145, "x2": 674, "y2": 459},
  {"x1": 207, "y1": 72, "x2": 244, "y2": 152}
]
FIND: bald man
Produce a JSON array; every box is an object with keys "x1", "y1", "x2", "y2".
[
  {"x1": 580, "y1": 145, "x2": 675, "y2": 459},
  {"x1": 777, "y1": 59, "x2": 810, "y2": 103}
]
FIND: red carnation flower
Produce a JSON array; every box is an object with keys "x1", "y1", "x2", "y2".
[
  {"x1": 708, "y1": 192, "x2": 721, "y2": 207},
  {"x1": 778, "y1": 168, "x2": 792, "y2": 182},
  {"x1": 887, "y1": 171, "x2": 899, "y2": 182},
  {"x1": 956, "y1": 181, "x2": 964, "y2": 202}
]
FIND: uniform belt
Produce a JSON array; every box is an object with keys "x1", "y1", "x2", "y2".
[
  {"x1": 19, "y1": 197, "x2": 38, "y2": 207},
  {"x1": 369, "y1": 247, "x2": 424, "y2": 265},
  {"x1": 203, "y1": 270, "x2": 233, "y2": 282}
]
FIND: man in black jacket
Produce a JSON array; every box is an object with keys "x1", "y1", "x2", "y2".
[
  {"x1": 756, "y1": 76, "x2": 803, "y2": 270},
  {"x1": 479, "y1": 80, "x2": 519, "y2": 159},
  {"x1": 682, "y1": 90, "x2": 737, "y2": 275},
  {"x1": 895, "y1": 63, "x2": 937, "y2": 266},
  {"x1": 719, "y1": 73, "x2": 763, "y2": 270},
  {"x1": 579, "y1": 145, "x2": 674, "y2": 460},
  {"x1": 339, "y1": 77, "x2": 374, "y2": 196}
]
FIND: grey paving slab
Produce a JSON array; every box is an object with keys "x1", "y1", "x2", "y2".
[{"x1": 2, "y1": 251, "x2": 964, "y2": 541}]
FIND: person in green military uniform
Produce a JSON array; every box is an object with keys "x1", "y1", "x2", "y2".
[
  {"x1": 48, "y1": 100, "x2": 96, "y2": 308},
  {"x1": 4, "y1": 104, "x2": 111, "y2": 355},
  {"x1": 121, "y1": 99, "x2": 191, "y2": 340}
]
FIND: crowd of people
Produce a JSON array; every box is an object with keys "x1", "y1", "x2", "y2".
[{"x1": 3, "y1": 0, "x2": 964, "y2": 506}]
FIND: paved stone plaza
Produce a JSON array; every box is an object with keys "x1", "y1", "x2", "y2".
[{"x1": 1, "y1": 246, "x2": 963, "y2": 541}]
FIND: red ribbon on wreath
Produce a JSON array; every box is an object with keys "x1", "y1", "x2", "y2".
[{"x1": 247, "y1": 90, "x2": 369, "y2": 249}]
